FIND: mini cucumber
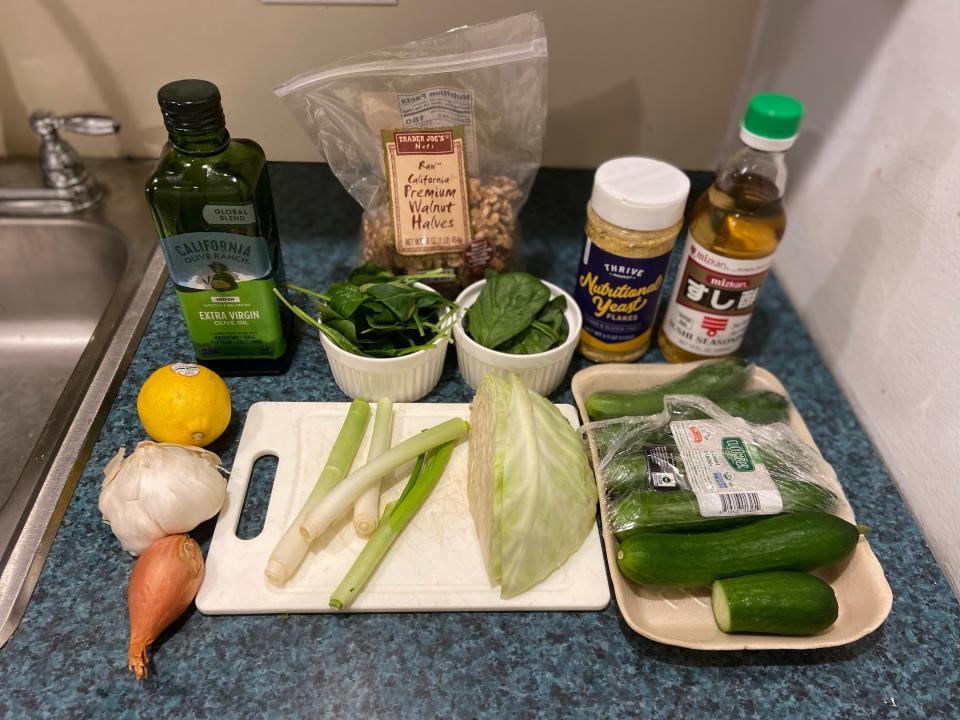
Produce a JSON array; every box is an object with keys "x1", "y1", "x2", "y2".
[
  {"x1": 616, "y1": 512, "x2": 864, "y2": 587},
  {"x1": 586, "y1": 357, "x2": 752, "y2": 420},
  {"x1": 712, "y1": 572, "x2": 839, "y2": 635},
  {"x1": 710, "y1": 391, "x2": 791, "y2": 426},
  {"x1": 629, "y1": 391, "x2": 790, "y2": 446},
  {"x1": 609, "y1": 480, "x2": 840, "y2": 536}
]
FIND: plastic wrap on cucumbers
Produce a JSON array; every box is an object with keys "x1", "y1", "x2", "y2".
[{"x1": 581, "y1": 395, "x2": 841, "y2": 537}]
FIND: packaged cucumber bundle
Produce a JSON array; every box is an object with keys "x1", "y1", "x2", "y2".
[{"x1": 581, "y1": 394, "x2": 841, "y2": 537}]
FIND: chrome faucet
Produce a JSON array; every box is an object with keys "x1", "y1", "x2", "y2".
[{"x1": 0, "y1": 111, "x2": 120, "y2": 215}]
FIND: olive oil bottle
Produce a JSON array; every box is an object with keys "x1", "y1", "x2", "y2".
[
  {"x1": 145, "y1": 79, "x2": 290, "y2": 375},
  {"x1": 658, "y1": 93, "x2": 803, "y2": 363}
]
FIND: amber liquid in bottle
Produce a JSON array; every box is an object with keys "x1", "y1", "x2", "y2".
[{"x1": 658, "y1": 169, "x2": 785, "y2": 363}]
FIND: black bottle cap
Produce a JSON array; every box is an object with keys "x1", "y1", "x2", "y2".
[{"x1": 157, "y1": 79, "x2": 226, "y2": 133}]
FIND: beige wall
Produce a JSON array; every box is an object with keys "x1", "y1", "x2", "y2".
[{"x1": 0, "y1": 0, "x2": 760, "y2": 168}]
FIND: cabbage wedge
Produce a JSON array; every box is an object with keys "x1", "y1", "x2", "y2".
[{"x1": 467, "y1": 373, "x2": 597, "y2": 598}]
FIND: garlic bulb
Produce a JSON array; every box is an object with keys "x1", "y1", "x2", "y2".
[{"x1": 99, "y1": 441, "x2": 226, "y2": 555}]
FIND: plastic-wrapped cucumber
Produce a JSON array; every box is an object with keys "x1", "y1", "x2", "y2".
[
  {"x1": 611, "y1": 480, "x2": 840, "y2": 537},
  {"x1": 604, "y1": 442, "x2": 839, "y2": 535},
  {"x1": 586, "y1": 357, "x2": 752, "y2": 420},
  {"x1": 640, "y1": 391, "x2": 789, "y2": 445},
  {"x1": 587, "y1": 391, "x2": 789, "y2": 452},
  {"x1": 583, "y1": 395, "x2": 843, "y2": 536}
]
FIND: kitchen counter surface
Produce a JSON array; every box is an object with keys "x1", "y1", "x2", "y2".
[{"x1": 1, "y1": 164, "x2": 957, "y2": 719}]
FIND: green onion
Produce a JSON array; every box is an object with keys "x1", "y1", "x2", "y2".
[
  {"x1": 353, "y1": 399, "x2": 394, "y2": 536},
  {"x1": 299, "y1": 418, "x2": 469, "y2": 542},
  {"x1": 330, "y1": 441, "x2": 455, "y2": 610},
  {"x1": 264, "y1": 400, "x2": 370, "y2": 585}
]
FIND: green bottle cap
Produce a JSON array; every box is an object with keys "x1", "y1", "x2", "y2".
[{"x1": 743, "y1": 93, "x2": 804, "y2": 140}]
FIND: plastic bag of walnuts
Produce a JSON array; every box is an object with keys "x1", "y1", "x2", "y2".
[{"x1": 276, "y1": 13, "x2": 548, "y2": 288}]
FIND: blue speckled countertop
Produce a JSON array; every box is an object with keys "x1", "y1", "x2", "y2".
[{"x1": 1, "y1": 165, "x2": 958, "y2": 719}]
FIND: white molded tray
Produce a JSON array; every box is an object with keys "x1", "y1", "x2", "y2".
[
  {"x1": 572, "y1": 362, "x2": 892, "y2": 650},
  {"x1": 196, "y1": 401, "x2": 609, "y2": 614}
]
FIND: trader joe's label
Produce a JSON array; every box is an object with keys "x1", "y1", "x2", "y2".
[
  {"x1": 669, "y1": 419, "x2": 782, "y2": 517},
  {"x1": 382, "y1": 127, "x2": 472, "y2": 256}
]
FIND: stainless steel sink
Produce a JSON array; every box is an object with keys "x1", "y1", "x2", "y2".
[{"x1": 0, "y1": 159, "x2": 165, "y2": 647}]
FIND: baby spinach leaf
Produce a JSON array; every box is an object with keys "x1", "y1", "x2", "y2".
[
  {"x1": 326, "y1": 282, "x2": 366, "y2": 319},
  {"x1": 466, "y1": 271, "x2": 551, "y2": 349},
  {"x1": 324, "y1": 318, "x2": 358, "y2": 344},
  {"x1": 317, "y1": 322, "x2": 362, "y2": 355},
  {"x1": 347, "y1": 261, "x2": 395, "y2": 286},
  {"x1": 365, "y1": 283, "x2": 422, "y2": 321},
  {"x1": 496, "y1": 296, "x2": 569, "y2": 355}
]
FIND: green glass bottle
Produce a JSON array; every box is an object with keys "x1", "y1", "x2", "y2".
[{"x1": 145, "y1": 79, "x2": 290, "y2": 375}]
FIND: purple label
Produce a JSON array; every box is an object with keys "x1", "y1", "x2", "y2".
[{"x1": 574, "y1": 237, "x2": 673, "y2": 345}]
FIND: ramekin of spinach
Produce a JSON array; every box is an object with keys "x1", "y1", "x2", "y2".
[
  {"x1": 273, "y1": 262, "x2": 458, "y2": 358},
  {"x1": 462, "y1": 271, "x2": 571, "y2": 355},
  {"x1": 453, "y1": 271, "x2": 581, "y2": 396}
]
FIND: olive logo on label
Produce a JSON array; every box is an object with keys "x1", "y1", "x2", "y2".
[{"x1": 721, "y1": 437, "x2": 755, "y2": 472}]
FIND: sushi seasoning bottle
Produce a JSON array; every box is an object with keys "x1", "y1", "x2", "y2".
[
  {"x1": 658, "y1": 93, "x2": 804, "y2": 362},
  {"x1": 145, "y1": 79, "x2": 290, "y2": 375},
  {"x1": 574, "y1": 157, "x2": 690, "y2": 362}
]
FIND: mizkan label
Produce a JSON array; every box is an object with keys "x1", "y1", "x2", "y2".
[{"x1": 661, "y1": 232, "x2": 773, "y2": 355}]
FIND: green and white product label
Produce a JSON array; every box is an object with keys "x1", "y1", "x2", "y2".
[
  {"x1": 669, "y1": 419, "x2": 782, "y2": 517},
  {"x1": 158, "y1": 231, "x2": 284, "y2": 361}
]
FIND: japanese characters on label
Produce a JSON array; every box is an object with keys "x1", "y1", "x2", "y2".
[{"x1": 662, "y1": 233, "x2": 772, "y2": 355}]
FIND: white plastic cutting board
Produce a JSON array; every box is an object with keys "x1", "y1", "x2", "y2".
[{"x1": 196, "y1": 401, "x2": 609, "y2": 614}]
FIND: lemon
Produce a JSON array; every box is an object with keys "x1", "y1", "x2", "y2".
[{"x1": 137, "y1": 363, "x2": 231, "y2": 447}]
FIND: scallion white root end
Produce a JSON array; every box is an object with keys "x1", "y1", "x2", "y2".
[
  {"x1": 263, "y1": 400, "x2": 371, "y2": 584},
  {"x1": 352, "y1": 399, "x2": 394, "y2": 536}
]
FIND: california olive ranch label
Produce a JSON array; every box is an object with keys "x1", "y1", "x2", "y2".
[
  {"x1": 158, "y1": 230, "x2": 284, "y2": 360},
  {"x1": 381, "y1": 127, "x2": 472, "y2": 256},
  {"x1": 574, "y1": 237, "x2": 672, "y2": 351}
]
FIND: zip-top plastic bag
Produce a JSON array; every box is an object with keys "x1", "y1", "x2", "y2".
[
  {"x1": 276, "y1": 12, "x2": 548, "y2": 289},
  {"x1": 580, "y1": 395, "x2": 842, "y2": 538}
]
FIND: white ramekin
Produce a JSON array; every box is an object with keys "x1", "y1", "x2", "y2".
[
  {"x1": 319, "y1": 283, "x2": 451, "y2": 402},
  {"x1": 453, "y1": 279, "x2": 582, "y2": 396}
]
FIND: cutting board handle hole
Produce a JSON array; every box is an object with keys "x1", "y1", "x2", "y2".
[{"x1": 236, "y1": 453, "x2": 279, "y2": 540}]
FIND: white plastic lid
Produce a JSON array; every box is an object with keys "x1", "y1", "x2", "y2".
[
  {"x1": 739, "y1": 124, "x2": 797, "y2": 152},
  {"x1": 590, "y1": 157, "x2": 690, "y2": 231}
]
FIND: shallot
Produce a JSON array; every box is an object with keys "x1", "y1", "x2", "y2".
[{"x1": 127, "y1": 534, "x2": 204, "y2": 680}]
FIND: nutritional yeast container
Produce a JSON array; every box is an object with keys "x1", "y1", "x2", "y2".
[{"x1": 574, "y1": 157, "x2": 690, "y2": 362}]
